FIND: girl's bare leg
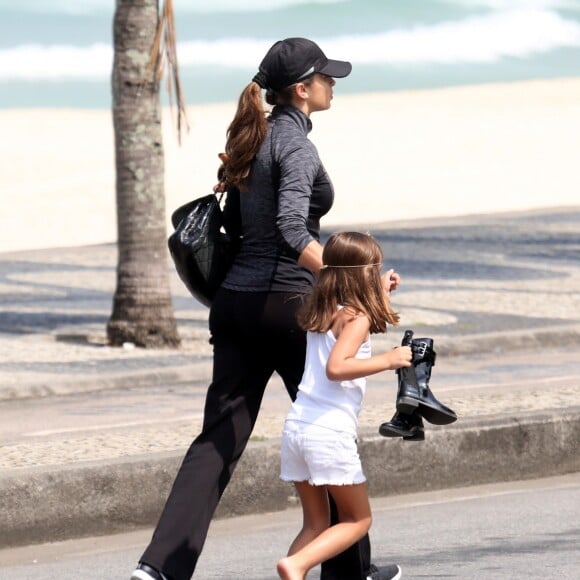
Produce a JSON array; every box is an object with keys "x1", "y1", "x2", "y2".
[
  {"x1": 278, "y1": 481, "x2": 330, "y2": 579},
  {"x1": 277, "y1": 483, "x2": 371, "y2": 580}
]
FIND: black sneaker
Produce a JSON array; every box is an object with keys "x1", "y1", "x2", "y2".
[
  {"x1": 366, "y1": 563, "x2": 403, "y2": 580},
  {"x1": 131, "y1": 562, "x2": 169, "y2": 580}
]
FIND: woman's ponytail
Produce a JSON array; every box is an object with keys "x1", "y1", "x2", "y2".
[{"x1": 224, "y1": 82, "x2": 268, "y2": 189}]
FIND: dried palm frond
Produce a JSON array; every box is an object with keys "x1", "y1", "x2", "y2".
[{"x1": 147, "y1": 0, "x2": 189, "y2": 143}]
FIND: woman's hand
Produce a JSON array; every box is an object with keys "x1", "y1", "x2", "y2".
[
  {"x1": 213, "y1": 153, "x2": 228, "y2": 193},
  {"x1": 298, "y1": 240, "x2": 324, "y2": 272},
  {"x1": 382, "y1": 268, "x2": 401, "y2": 293}
]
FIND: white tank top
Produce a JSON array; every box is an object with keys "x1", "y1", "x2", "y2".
[{"x1": 285, "y1": 327, "x2": 371, "y2": 436}]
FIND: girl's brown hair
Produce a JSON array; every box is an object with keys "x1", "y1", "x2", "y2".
[
  {"x1": 223, "y1": 77, "x2": 315, "y2": 189},
  {"x1": 298, "y1": 232, "x2": 400, "y2": 334}
]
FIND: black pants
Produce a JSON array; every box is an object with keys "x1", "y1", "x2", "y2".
[{"x1": 140, "y1": 289, "x2": 371, "y2": 580}]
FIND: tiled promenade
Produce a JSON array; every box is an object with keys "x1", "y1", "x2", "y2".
[{"x1": 1, "y1": 207, "x2": 579, "y2": 547}]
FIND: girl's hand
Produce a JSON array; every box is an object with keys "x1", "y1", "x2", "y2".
[
  {"x1": 382, "y1": 269, "x2": 401, "y2": 293},
  {"x1": 388, "y1": 345, "x2": 412, "y2": 369}
]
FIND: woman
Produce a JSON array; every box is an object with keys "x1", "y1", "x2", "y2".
[{"x1": 131, "y1": 37, "x2": 401, "y2": 580}]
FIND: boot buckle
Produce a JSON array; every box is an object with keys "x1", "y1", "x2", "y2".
[{"x1": 414, "y1": 341, "x2": 428, "y2": 357}]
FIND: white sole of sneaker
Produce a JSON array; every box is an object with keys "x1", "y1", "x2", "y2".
[
  {"x1": 131, "y1": 570, "x2": 157, "y2": 580},
  {"x1": 366, "y1": 565, "x2": 403, "y2": 580}
]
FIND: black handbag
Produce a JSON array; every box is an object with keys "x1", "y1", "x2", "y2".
[{"x1": 168, "y1": 192, "x2": 238, "y2": 307}]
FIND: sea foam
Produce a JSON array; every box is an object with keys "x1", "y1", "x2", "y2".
[{"x1": 0, "y1": 9, "x2": 579, "y2": 80}]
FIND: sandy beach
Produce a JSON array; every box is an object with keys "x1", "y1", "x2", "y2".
[{"x1": 1, "y1": 77, "x2": 579, "y2": 254}]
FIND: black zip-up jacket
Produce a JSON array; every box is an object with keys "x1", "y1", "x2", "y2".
[{"x1": 222, "y1": 105, "x2": 334, "y2": 293}]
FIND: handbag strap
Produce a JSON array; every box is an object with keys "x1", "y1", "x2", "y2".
[{"x1": 269, "y1": 118, "x2": 280, "y2": 191}]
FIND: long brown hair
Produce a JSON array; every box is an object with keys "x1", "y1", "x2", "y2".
[
  {"x1": 224, "y1": 81, "x2": 267, "y2": 189},
  {"x1": 223, "y1": 77, "x2": 315, "y2": 189},
  {"x1": 298, "y1": 232, "x2": 400, "y2": 334}
]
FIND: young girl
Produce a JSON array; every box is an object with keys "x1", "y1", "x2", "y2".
[{"x1": 277, "y1": 231, "x2": 412, "y2": 580}]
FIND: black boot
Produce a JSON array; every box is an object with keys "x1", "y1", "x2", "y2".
[
  {"x1": 396, "y1": 330, "x2": 458, "y2": 426},
  {"x1": 379, "y1": 410, "x2": 425, "y2": 441}
]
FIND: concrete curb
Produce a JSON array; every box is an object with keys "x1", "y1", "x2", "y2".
[
  {"x1": 2, "y1": 408, "x2": 579, "y2": 549},
  {"x1": 3, "y1": 324, "x2": 580, "y2": 402}
]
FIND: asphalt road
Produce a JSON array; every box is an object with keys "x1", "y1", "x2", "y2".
[{"x1": 2, "y1": 474, "x2": 578, "y2": 579}]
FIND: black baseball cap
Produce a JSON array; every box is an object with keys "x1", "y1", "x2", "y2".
[{"x1": 253, "y1": 37, "x2": 352, "y2": 92}]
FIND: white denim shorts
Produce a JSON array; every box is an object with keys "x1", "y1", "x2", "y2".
[{"x1": 280, "y1": 420, "x2": 366, "y2": 486}]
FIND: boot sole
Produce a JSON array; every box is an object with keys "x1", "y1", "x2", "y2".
[
  {"x1": 404, "y1": 430, "x2": 425, "y2": 441},
  {"x1": 379, "y1": 424, "x2": 415, "y2": 438},
  {"x1": 419, "y1": 403, "x2": 458, "y2": 425},
  {"x1": 397, "y1": 396, "x2": 458, "y2": 425},
  {"x1": 379, "y1": 424, "x2": 425, "y2": 441}
]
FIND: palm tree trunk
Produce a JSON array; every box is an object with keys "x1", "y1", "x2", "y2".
[{"x1": 108, "y1": 0, "x2": 180, "y2": 348}]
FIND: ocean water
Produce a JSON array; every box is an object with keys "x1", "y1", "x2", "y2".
[{"x1": 1, "y1": 0, "x2": 580, "y2": 108}]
